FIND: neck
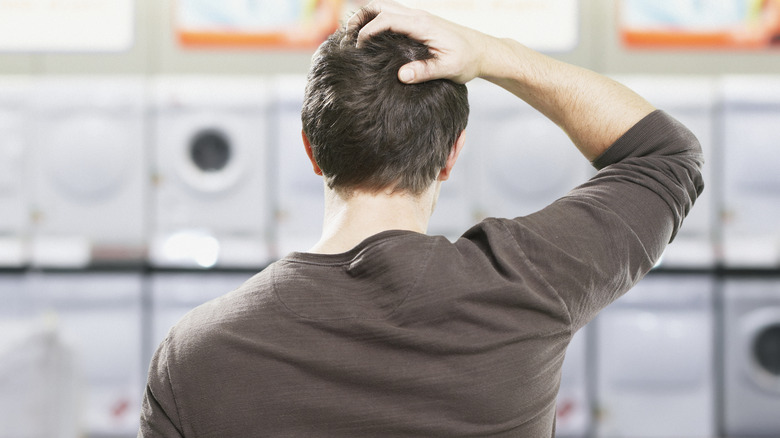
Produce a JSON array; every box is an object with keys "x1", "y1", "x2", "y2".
[{"x1": 308, "y1": 183, "x2": 441, "y2": 254}]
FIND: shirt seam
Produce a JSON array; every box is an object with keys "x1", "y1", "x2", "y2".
[
  {"x1": 270, "y1": 239, "x2": 436, "y2": 321},
  {"x1": 283, "y1": 231, "x2": 421, "y2": 267},
  {"x1": 492, "y1": 218, "x2": 575, "y2": 334},
  {"x1": 162, "y1": 337, "x2": 189, "y2": 437}
]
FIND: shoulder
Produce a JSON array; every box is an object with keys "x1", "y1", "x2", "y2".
[
  {"x1": 163, "y1": 268, "x2": 279, "y2": 355},
  {"x1": 454, "y1": 217, "x2": 531, "y2": 259},
  {"x1": 438, "y1": 217, "x2": 542, "y2": 283}
]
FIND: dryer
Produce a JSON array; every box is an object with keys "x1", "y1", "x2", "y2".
[
  {"x1": 723, "y1": 278, "x2": 780, "y2": 436},
  {"x1": 0, "y1": 273, "x2": 80, "y2": 438},
  {"x1": 555, "y1": 326, "x2": 591, "y2": 437},
  {"x1": 617, "y1": 76, "x2": 716, "y2": 268},
  {"x1": 27, "y1": 271, "x2": 143, "y2": 436},
  {"x1": 151, "y1": 76, "x2": 270, "y2": 269},
  {"x1": 721, "y1": 76, "x2": 780, "y2": 268},
  {"x1": 468, "y1": 79, "x2": 592, "y2": 221},
  {"x1": 594, "y1": 275, "x2": 715, "y2": 437},
  {"x1": 0, "y1": 316, "x2": 80, "y2": 438},
  {"x1": 147, "y1": 272, "x2": 253, "y2": 364},
  {"x1": 0, "y1": 78, "x2": 30, "y2": 267},
  {"x1": 28, "y1": 77, "x2": 147, "y2": 268},
  {"x1": 273, "y1": 75, "x2": 324, "y2": 257}
]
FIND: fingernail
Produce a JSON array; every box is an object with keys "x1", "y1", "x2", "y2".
[{"x1": 400, "y1": 68, "x2": 415, "y2": 83}]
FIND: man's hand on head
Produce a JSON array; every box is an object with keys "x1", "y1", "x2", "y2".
[{"x1": 346, "y1": 0, "x2": 493, "y2": 85}]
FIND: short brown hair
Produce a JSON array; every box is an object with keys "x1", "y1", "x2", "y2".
[{"x1": 301, "y1": 9, "x2": 469, "y2": 196}]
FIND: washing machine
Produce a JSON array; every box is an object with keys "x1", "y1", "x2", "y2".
[
  {"x1": 721, "y1": 76, "x2": 780, "y2": 268},
  {"x1": 617, "y1": 76, "x2": 716, "y2": 268},
  {"x1": 0, "y1": 316, "x2": 80, "y2": 438},
  {"x1": 147, "y1": 272, "x2": 253, "y2": 365},
  {"x1": 28, "y1": 77, "x2": 147, "y2": 269},
  {"x1": 0, "y1": 273, "x2": 78, "y2": 438},
  {"x1": 0, "y1": 78, "x2": 30, "y2": 267},
  {"x1": 273, "y1": 75, "x2": 324, "y2": 257},
  {"x1": 151, "y1": 76, "x2": 270, "y2": 269},
  {"x1": 723, "y1": 278, "x2": 780, "y2": 436},
  {"x1": 555, "y1": 326, "x2": 591, "y2": 437},
  {"x1": 468, "y1": 79, "x2": 592, "y2": 220},
  {"x1": 594, "y1": 275, "x2": 715, "y2": 437},
  {"x1": 27, "y1": 271, "x2": 144, "y2": 436}
]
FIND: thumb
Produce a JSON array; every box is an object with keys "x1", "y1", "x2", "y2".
[{"x1": 398, "y1": 60, "x2": 440, "y2": 84}]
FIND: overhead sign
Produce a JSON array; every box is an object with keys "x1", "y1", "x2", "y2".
[
  {"x1": 620, "y1": 0, "x2": 780, "y2": 49},
  {"x1": 0, "y1": 0, "x2": 134, "y2": 52},
  {"x1": 176, "y1": 0, "x2": 346, "y2": 49}
]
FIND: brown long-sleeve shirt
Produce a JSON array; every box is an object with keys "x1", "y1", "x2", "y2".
[{"x1": 139, "y1": 110, "x2": 704, "y2": 437}]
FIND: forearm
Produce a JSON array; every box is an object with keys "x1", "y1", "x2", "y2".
[{"x1": 479, "y1": 38, "x2": 655, "y2": 161}]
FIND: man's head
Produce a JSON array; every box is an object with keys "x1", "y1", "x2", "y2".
[{"x1": 301, "y1": 9, "x2": 469, "y2": 196}]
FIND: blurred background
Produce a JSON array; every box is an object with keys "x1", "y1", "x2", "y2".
[{"x1": 1, "y1": 0, "x2": 779, "y2": 437}]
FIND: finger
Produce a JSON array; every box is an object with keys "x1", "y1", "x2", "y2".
[
  {"x1": 356, "y1": 10, "x2": 427, "y2": 47},
  {"x1": 398, "y1": 64, "x2": 417, "y2": 83},
  {"x1": 398, "y1": 60, "x2": 442, "y2": 84},
  {"x1": 345, "y1": 6, "x2": 369, "y2": 32},
  {"x1": 346, "y1": 0, "x2": 404, "y2": 33},
  {"x1": 356, "y1": 12, "x2": 400, "y2": 47}
]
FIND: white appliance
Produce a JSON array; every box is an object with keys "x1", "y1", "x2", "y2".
[
  {"x1": 721, "y1": 76, "x2": 780, "y2": 267},
  {"x1": 468, "y1": 79, "x2": 592, "y2": 220},
  {"x1": 555, "y1": 327, "x2": 591, "y2": 437},
  {"x1": 0, "y1": 317, "x2": 80, "y2": 438},
  {"x1": 27, "y1": 272, "x2": 144, "y2": 436},
  {"x1": 723, "y1": 278, "x2": 780, "y2": 436},
  {"x1": 617, "y1": 76, "x2": 716, "y2": 268},
  {"x1": 594, "y1": 275, "x2": 715, "y2": 437},
  {"x1": 28, "y1": 77, "x2": 147, "y2": 268},
  {"x1": 148, "y1": 272, "x2": 252, "y2": 362},
  {"x1": 0, "y1": 276, "x2": 80, "y2": 438},
  {"x1": 0, "y1": 78, "x2": 30, "y2": 267},
  {"x1": 151, "y1": 77, "x2": 270, "y2": 269},
  {"x1": 273, "y1": 75, "x2": 324, "y2": 257}
]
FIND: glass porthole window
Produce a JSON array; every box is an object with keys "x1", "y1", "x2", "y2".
[
  {"x1": 754, "y1": 324, "x2": 780, "y2": 377},
  {"x1": 190, "y1": 130, "x2": 231, "y2": 173}
]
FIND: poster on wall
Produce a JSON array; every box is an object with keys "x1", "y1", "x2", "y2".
[
  {"x1": 620, "y1": 0, "x2": 780, "y2": 49},
  {"x1": 0, "y1": 0, "x2": 134, "y2": 52},
  {"x1": 176, "y1": 0, "x2": 578, "y2": 53},
  {"x1": 176, "y1": 0, "x2": 350, "y2": 49}
]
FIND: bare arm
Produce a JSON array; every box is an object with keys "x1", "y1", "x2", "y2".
[{"x1": 349, "y1": 1, "x2": 655, "y2": 161}]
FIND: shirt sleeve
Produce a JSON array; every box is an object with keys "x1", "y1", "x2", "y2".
[
  {"x1": 502, "y1": 110, "x2": 704, "y2": 331},
  {"x1": 138, "y1": 338, "x2": 185, "y2": 438}
]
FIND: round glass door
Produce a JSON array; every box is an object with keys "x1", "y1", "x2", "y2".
[
  {"x1": 190, "y1": 130, "x2": 231, "y2": 173},
  {"x1": 754, "y1": 323, "x2": 780, "y2": 377}
]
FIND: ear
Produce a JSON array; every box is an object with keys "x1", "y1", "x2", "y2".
[
  {"x1": 438, "y1": 130, "x2": 466, "y2": 182},
  {"x1": 302, "y1": 130, "x2": 323, "y2": 176}
]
